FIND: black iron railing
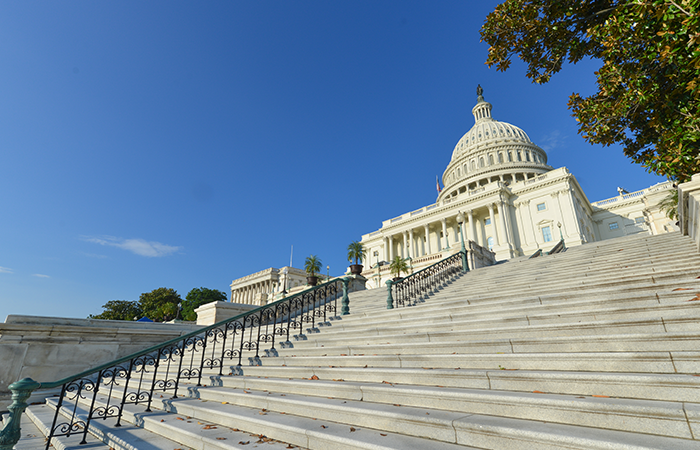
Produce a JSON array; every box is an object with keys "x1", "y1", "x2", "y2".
[
  {"x1": 385, "y1": 251, "x2": 465, "y2": 309},
  {"x1": 0, "y1": 277, "x2": 350, "y2": 450}
]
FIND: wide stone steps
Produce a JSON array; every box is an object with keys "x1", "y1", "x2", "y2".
[
  {"x1": 21, "y1": 231, "x2": 700, "y2": 449},
  {"x1": 205, "y1": 365, "x2": 700, "y2": 403}
]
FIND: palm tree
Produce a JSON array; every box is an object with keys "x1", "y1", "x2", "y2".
[
  {"x1": 658, "y1": 187, "x2": 679, "y2": 220},
  {"x1": 389, "y1": 256, "x2": 409, "y2": 280},
  {"x1": 347, "y1": 241, "x2": 366, "y2": 265},
  {"x1": 304, "y1": 255, "x2": 322, "y2": 277}
]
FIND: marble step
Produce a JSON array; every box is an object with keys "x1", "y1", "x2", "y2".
[
  {"x1": 43, "y1": 391, "x2": 475, "y2": 450},
  {"x1": 203, "y1": 365, "x2": 700, "y2": 403},
  {"x1": 253, "y1": 350, "x2": 700, "y2": 374},
  {"x1": 182, "y1": 376, "x2": 700, "y2": 440}
]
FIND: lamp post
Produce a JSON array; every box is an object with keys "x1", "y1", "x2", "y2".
[
  {"x1": 326, "y1": 265, "x2": 330, "y2": 282},
  {"x1": 374, "y1": 250, "x2": 380, "y2": 288},
  {"x1": 456, "y1": 211, "x2": 469, "y2": 273}
]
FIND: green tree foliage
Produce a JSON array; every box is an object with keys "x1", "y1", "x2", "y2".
[
  {"x1": 347, "y1": 241, "x2": 366, "y2": 265},
  {"x1": 389, "y1": 256, "x2": 410, "y2": 279},
  {"x1": 304, "y1": 255, "x2": 322, "y2": 277},
  {"x1": 139, "y1": 287, "x2": 182, "y2": 322},
  {"x1": 482, "y1": 0, "x2": 700, "y2": 181},
  {"x1": 182, "y1": 287, "x2": 227, "y2": 321},
  {"x1": 89, "y1": 300, "x2": 142, "y2": 321}
]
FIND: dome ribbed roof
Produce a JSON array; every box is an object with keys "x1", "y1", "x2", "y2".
[{"x1": 450, "y1": 96, "x2": 532, "y2": 161}]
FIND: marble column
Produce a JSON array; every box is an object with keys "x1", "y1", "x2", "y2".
[
  {"x1": 388, "y1": 235, "x2": 394, "y2": 261},
  {"x1": 441, "y1": 218, "x2": 450, "y2": 250},
  {"x1": 488, "y1": 204, "x2": 500, "y2": 245},
  {"x1": 496, "y1": 200, "x2": 510, "y2": 245},
  {"x1": 468, "y1": 210, "x2": 476, "y2": 243},
  {"x1": 409, "y1": 229, "x2": 415, "y2": 258},
  {"x1": 424, "y1": 224, "x2": 431, "y2": 255}
]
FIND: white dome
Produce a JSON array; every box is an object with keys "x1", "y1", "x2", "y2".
[{"x1": 437, "y1": 88, "x2": 552, "y2": 201}]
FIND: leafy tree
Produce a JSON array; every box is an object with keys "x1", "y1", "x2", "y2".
[
  {"x1": 182, "y1": 287, "x2": 227, "y2": 321},
  {"x1": 482, "y1": 0, "x2": 700, "y2": 181},
  {"x1": 89, "y1": 300, "x2": 142, "y2": 321},
  {"x1": 304, "y1": 255, "x2": 322, "y2": 277},
  {"x1": 139, "y1": 287, "x2": 182, "y2": 322}
]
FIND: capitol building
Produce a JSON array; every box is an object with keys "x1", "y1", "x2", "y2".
[
  {"x1": 230, "y1": 87, "x2": 676, "y2": 301},
  {"x1": 358, "y1": 87, "x2": 676, "y2": 287}
]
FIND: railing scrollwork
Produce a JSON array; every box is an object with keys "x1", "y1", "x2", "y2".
[{"x1": 0, "y1": 276, "x2": 351, "y2": 450}]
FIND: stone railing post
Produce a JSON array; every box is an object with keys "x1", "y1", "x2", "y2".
[
  {"x1": 386, "y1": 280, "x2": 394, "y2": 309},
  {"x1": 0, "y1": 378, "x2": 41, "y2": 450},
  {"x1": 341, "y1": 278, "x2": 350, "y2": 315}
]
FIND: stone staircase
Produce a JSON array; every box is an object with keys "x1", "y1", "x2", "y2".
[{"x1": 20, "y1": 231, "x2": 700, "y2": 449}]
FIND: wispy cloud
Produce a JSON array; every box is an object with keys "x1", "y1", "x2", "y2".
[
  {"x1": 82, "y1": 236, "x2": 182, "y2": 257},
  {"x1": 33, "y1": 273, "x2": 50, "y2": 278},
  {"x1": 539, "y1": 130, "x2": 564, "y2": 152},
  {"x1": 0, "y1": 266, "x2": 13, "y2": 274}
]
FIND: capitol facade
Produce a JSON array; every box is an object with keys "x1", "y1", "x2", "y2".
[
  {"x1": 230, "y1": 87, "x2": 677, "y2": 302},
  {"x1": 358, "y1": 88, "x2": 676, "y2": 288}
]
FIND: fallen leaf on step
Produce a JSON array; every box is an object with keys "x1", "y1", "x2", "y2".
[
  {"x1": 310, "y1": 375, "x2": 319, "y2": 380},
  {"x1": 321, "y1": 425, "x2": 327, "y2": 428},
  {"x1": 673, "y1": 288, "x2": 692, "y2": 291},
  {"x1": 592, "y1": 395, "x2": 609, "y2": 398},
  {"x1": 576, "y1": 396, "x2": 585, "y2": 398},
  {"x1": 228, "y1": 372, "x2": 233, "y2": 376},
  {"x1": 340, "y1": 354, "x2": 347, "y2": 356},
  {"x1": 329, "y1": 365, "x2": 335, "y2": 368},
  {"x1": 202, "y1": 425, "x2": 217, "y2": 429},
  {"x1": 382, "y1": 381, "x2": 392, "y2": 385},
  {"x1": 287, "y1": 445, "x2": 295, "y2": 449},
  {"x1": 363, "y1": 365, "x2": 368, "y2": 368},
  {"x1": 176, "y1": 417, "x2": 184, "y2": 421},
  {"x1": 238, "y1": 441, "x2": 249, "y2": 445},
  {"x1": 216, "y1": 437, "x2": 226, "y2": 440},
  {"x1": 332, "y1": 379, "x2": 344, "y2": 382},
  {"x1": 380, "y1": 434, "x2": 387, "y2": 436},
  {"x1": 222, "y1": 402, "x2": 228, "y2": 404},
  {"x1": 687, "y1": 294, "x2": 700, "y2": 301},
  {"x1": 533, "y1": 390, "x2": 545, "y2": 394},
  {"x1": 232, "y1": 428, "x2": 240, "y2": 431},
  {"x1": 350, "y1": 427, "x2": 356, "y2": 432},
  {"x1": 160, "y1": 419, "x2": 164, "y2": 422},
  {"x1": 393, "y1": 404, "x2": 401, "y2": 406}
]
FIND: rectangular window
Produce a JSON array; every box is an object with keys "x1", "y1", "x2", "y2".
[
  {"x1": 484, "y1": 218, "x2": 491, "y2": 225},
  {"x1": 635, "y1": 217, "x2": 645, "y2": 224},
  {"x1": 536, "y1": 202, "x2": 546, "y2": 211},
  {"x1": 609, "y1": 222, "x2": 619, "y2": 230},
  {"x1": 542, "y1": 226, "x2": 552, "y2": 242}
]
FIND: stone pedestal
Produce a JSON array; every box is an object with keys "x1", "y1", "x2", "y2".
[
  {"x1": 195, "y1": 301, "x2": 257, "y2": 326},
  {"x1": 346, "y1": 274, "x2": 367, "y2": 293}
]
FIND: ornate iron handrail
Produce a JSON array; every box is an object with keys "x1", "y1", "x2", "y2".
[
  {"x1": 0, "y1": 277, "x2": 351, "y2": 450},
  {"x1": 385, "y1": 251, "x2": 465, "y2": 309}
]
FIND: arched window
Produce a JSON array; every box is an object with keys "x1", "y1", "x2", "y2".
[
  {"x1": 498, "y1": 153, "x2": 503, "y2": 163},
  {"x1": 487, "y1": 236, "x2": 494, "y2": 250},
  {"x1": 508, "y1": 151, "x2": 512, "y2": 162},
  {"x1": 517, "y1": 151, "x2": 522, "y2": 161},
  {"x1": 488, "y1": 154, "x2": 494, "y2": 165},
  {"x1": 457, "y1": 168, "x2": 461, "y2": 177},
  {"x1": 526, "y1": 152, "x2": 531, "y2": 162},
  {"x1": 479, "y1": 157, "x2": 485, "y2": 168},
  {"x1": 471, "y1": 160, "x2": 476, "y2": 170}
]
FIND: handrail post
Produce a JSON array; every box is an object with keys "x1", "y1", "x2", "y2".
[
  {"x1": 341, "y1": 278, "x2": 350, "y2": 315},
  {"x1": 0, "y1": 377, "x2": 41, "y2": 450},
  {"x1": 386, "y1": 280, "x2": 394, "y2": 309}
]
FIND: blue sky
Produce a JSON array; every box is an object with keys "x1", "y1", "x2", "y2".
[{"x1": 0, "y1": 1, "x2": 665, "y2": 319}]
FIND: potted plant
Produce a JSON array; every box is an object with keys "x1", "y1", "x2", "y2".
[
  {"x1": 304, "y1": 255, "x2": 322, "y2": 286},
  {"x1": 347, "y1": 240, "x2": 366, "y2": 275},
  {"x1": 389, "y1": 256, "x2": 409, "y2": 282}
]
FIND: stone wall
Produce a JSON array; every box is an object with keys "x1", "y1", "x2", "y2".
[{"x1": 0, "y1": 315, "x2": 202, "y2": 411}]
